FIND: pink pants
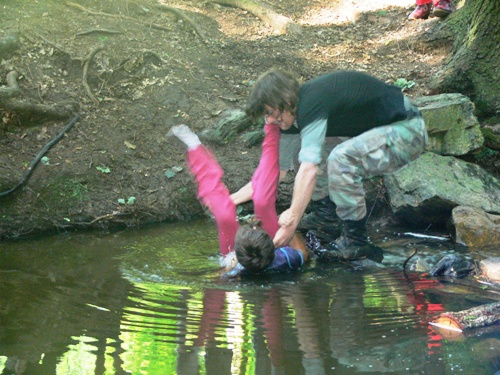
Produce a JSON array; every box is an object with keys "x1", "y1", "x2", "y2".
[
  {"x1": 187, "y1": 124, "x2": 280, "y2": 255},
  {"x1": 416, "y1": 0, "x2": 441, "y2": 5}
]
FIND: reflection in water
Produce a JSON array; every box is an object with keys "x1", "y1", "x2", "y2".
[{"x1": 0, "y1": 220, "x2": 500, "y2": 374}]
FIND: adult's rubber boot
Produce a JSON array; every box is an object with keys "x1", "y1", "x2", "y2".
[
  {"x1": 318, "y1": 218, "x2": 383, "y2": 263},
  {"x1": 298, "y1": 196, "x2": 340, "y2": 233},
  {"x1": 337, "y1": 219, "x2": 368, "y2": 246}
]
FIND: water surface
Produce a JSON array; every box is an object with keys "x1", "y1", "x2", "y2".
[{"x1": 1, "y1": 220, "x2": 499, "y2": 374}]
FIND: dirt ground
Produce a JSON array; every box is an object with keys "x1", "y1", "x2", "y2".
[{"x1": 0, "y1": 0, "x2": 469, "y2": 239}]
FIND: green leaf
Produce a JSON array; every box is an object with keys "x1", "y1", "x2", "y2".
[
  {"x1": 118, "y1": 198, "x2": 126, "y2": 204},
  {"x1": 165, "y1": 165, "x2": 183, "y2": 178},
  {"x1": 127, "y1": 196, "x2": 136, "y2": 205},
  {"x1": 394, "y1": 78, "x2": 416, "y2": 91},
  {"x1": 41, "y1": 156, "x2": 50, "y2": 165},
  {"x1": 96, "y1": 166, "x2": 111, "y2": 174},
  {"x1": 394, "y1": 78, "x2": 408, "y2": 88}
]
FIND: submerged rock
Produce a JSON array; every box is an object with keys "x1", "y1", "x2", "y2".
[
  {"x1": 429, "y1": 254, "x2": 477, "y2": 278},
  {"x1": 479, "y1": 257, "x2": 500, "y2": 283}
]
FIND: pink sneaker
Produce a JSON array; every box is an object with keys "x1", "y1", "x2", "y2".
[
  {"x1": 433, "y1": 0, "x2": 452, "y2": 18},
  {"x1": 408, "y1": 3, "x2": 432, "y2": 20}
]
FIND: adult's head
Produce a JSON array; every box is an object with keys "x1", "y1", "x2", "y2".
[
  {"x1": 245, "y1": 68, "x2": 299, "y2": 130},
  {"x1": 234, "y1": 220, "x2": 275, "y2": 272}
]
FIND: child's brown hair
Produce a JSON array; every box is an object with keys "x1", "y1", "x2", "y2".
[{"x1": 234, "y1": 220, "x2": 275, "y2": 272}]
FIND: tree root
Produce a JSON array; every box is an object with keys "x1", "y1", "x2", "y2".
[
  {"x1": 0, "y1": 71, "x2": 21, "y2": 98},
  {"x1": 76, "y1": 29, "x2": 123, "y2": 37},
  {"x1": 65, "y1": 2, "x2": 171, "y2": 32},
  {"x1": 0, "y1": 71, "x2": 77, "y2": 123},
  {"x1": 209, "y1": 0, "x2": 302, "y2": 34},
  {"x1": 88, "y1": 211, "x2": 131, "y2": 225},
  {"x1": 82, "y1": 45, "x2": 105, "y2": 104},
  {"x1": 156, "y1": 4, "x2": 209, "y2": 44}
]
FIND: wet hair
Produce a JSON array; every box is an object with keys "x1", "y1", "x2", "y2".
[
  {"x1": 245, "y1": 68, "x2": 300, "y2": 122},
  {"x1": 234, "y1": 220, "x2": 275, "y2": 273}
]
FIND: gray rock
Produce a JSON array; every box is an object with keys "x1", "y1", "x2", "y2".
[
  {"x1": 199, "y1": 109, "x2": 256, "y2": 145},
  {"x1": 452, "y1": 206, "x2": 500, "y2": 248},
  {"x1": 414, "y1": 93, "x2": 484, "y2": 156},
  {"x1": 384, "y1": 152, "x2": 500, "y2": 227},
  {"x1": 241, "y1": 130, "x2": 264, "y2": 148}
]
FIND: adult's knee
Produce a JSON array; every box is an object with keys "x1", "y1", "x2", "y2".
[{"x1": 327, "y1": 149, "x2": 359, "y2": 185}]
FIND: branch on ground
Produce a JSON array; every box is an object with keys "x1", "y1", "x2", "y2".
[{"x1": 209, "y1": 0, "x2": 302, "y2": 34}]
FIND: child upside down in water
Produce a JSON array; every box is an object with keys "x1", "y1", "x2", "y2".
[{"x1": 169, "y1": 123, "x2": 308, "y2": 276}]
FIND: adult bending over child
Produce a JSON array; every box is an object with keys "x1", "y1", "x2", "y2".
[{"x1": 232, "y1": 69, "x2": 428, "y2": 262}]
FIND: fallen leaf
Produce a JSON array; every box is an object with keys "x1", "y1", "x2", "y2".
[{"x1": 124, "y1": 141, "x2": 137, "y2": 150}]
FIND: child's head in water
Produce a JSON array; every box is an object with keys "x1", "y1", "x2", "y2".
[
  {"x1": 168, "y1": 125, "x2": 277, "y2": 273},
  {"x1": 234, "y1": 219, "x2": 275, "y2": 272}
]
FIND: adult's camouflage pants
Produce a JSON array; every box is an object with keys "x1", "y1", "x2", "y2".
[{"x1": 323, "y1": 99, "x2": 428, "y2": 221}]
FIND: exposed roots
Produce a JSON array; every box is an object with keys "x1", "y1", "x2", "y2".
[
  {"x1": 82, "y1": 45, "x2": 105, "y2": 104},
  {"x1": 0, "y1": 71, "x2": 77, "y2": 123},
  {"x1": 209, "y1": 0, "x2": 302, "y2": 34}
]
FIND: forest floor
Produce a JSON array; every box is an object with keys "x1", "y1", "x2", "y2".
[{"x1": 0, "y1": 0, "x2": 486, "y2": 239}]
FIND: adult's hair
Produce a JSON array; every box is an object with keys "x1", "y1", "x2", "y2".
[
  {"x1": 234, "y1": 220, "x2": 275, "y2": 273},
  {"x1": 245, "y1": 68, "x2": 300, "y2": 122}
]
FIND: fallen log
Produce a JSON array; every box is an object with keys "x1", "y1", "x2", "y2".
[{"x1": 429, "y1": 301, "x2": 500, "y2": 339}]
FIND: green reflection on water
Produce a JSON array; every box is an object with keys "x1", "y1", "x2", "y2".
[
  {"x1": 1, "y1": 220, "x2": 500, "y2": 374},
  {"x1": 118, "y1": 220, "x2": 222, "y2": 285},
  {"x1": 57, "y1": 337, "x2": 97, "y2": 375}
]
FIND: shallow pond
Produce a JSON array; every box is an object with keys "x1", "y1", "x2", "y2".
[{"x1": 1, "y1": 220, "x2": 500, "y2": 375}]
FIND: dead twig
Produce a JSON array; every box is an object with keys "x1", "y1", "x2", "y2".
[
  {"x1": 82, "y1": 44, "x2": 105, "y2": 104},
  {"x1": 403, "y1": 248, "x2": 418, "y2": 272},
  {"x1": 0, "y1": 115, "x2": 80, "y2": 198},
  {"x1": 88, "y1": 211, "x2": 131, "y2": 225}
]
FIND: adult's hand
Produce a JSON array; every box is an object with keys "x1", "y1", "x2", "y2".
[
  {"x1": 278, "y1": 208, "x2": 294, "y2": 227},
  {"x1": 273, "y1": 225, "x2": 296, "y2": 248},
  {"x1": 230, "y1": 181, "x2": 253, "y2": 205}
]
